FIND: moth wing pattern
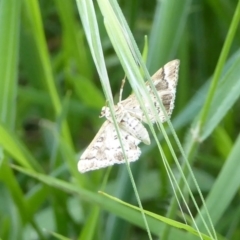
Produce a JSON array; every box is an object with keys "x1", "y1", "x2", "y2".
[
  {"x1": 119, "y1": 112, "x2": 150, "y2": 145},
  {"x1": 121, "y1": 59, "x2": 180, "y2": 123},
  {"x1": 78, "y1": 121, "x2": 141, "y2": 173},
  {"x1": 78, "y1": 60, "x2": 180, "y2": 173}
]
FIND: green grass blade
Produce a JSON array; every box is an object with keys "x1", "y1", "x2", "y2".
[
  {"x1": 12, "y1": 164, "x2": 209, "y2": 240},
  {"x1": 100, "y1": 191, "x2": 213, "y2": 240},
  {"x1": 147, "y1": 0, "x2": 191, "y2": 71},
  {"x1": 195, "y1": 132, "x2": 240, "y2": 229},
  {"x1": 23, "y1": 0, "x2": 73, "y2": 148},
  {"x1": 198, "y1": 0, "x2": 240, "y2": 133},
  {"x1": 201, "y1": 52, "x2": 240, "y2": 140},
  {"x1": 0, "y1": 0, "x2": 20, "y2": 127}
]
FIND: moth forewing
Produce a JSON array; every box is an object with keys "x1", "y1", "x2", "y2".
[
  {"x1": 78, "y1": 120, "x2": 142, "y2": 173},
  {"x1": 120, "y1": 59, "x2": 179, "y2": 125},
  {"x1": 78, "y1": 121, "x2": 110, "y2": 173},
  {"x1": 149, "y1": 60, "x2": 180, "y2": 121},
  {"x1": 139, "y1": 59, "x2": 179, "y2": 125}
]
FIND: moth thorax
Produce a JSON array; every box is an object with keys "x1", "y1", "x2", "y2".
[{"x1": 115, "y1": 103, "x2": 124, "y2": 114}]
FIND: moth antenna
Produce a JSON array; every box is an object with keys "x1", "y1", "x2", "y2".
[{"x1": 119, "y1": 76, "x2": 126, "y2": 102}]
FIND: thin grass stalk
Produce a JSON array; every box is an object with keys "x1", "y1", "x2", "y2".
[
  {"x1": 162, "y1": 1, "x2": 240, "y2": 239},
  {"x1": 87, "y1": 0, "x2": 210, "y2": 239},
  {"x1": 97, "y1": 1, "x2": 206, "y2": 238},
  {"x1": 198, "y1": 0, "x2": 240, "y2": 136},
  {"x1": 75, "y1": 0, "x2": 113, "y2": 104},
  {"x1": 12, "y1": 163, "x2": 199, "y2": 238},
  {"x1": 97, "y1": 1, "x2": 153, "y2": 239},
  {"x1": 75, "y1": 0, "x2": 118, "y2": 238},
  {"x1": 108, "y1": 1, "x2": 216, "y2": 238},
  {"x1": 23, "y1": 0, "x2": 73, "y2": 149}
]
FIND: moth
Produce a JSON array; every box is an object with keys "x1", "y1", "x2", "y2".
[{"x1": 78, "y1": 60, "x2": 180, "y2": 173}]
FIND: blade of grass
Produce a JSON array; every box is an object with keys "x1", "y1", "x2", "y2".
[
  {"x1": 103, "y1": 1, "x2": 213, "y2": 239},
  {"x1": 0, "y1": 2, "x2": 47, "y2": 239},
  {"x1": 195, "y1": 132, "x2": 240, "y2": 229},
  {"x1": 23, "y1": 0, "x2": 74, "y2": 149},
  {"x1": 78, "y1": 206, "x2": 100, "y2": 240},
  {"x1": 85, "y1": 1, "x2": 209, "y2": 239},
  {"x1": 12, "y1": 163, "x2": 206, "y2": 240},
  {"x1": 54, "y1": 0, "x2": 93, "y2": 80},
  {"x1": 0, "y1": 0, "x2": 19, "y2": 127},
  {"x1": 163, "y1": 1, "x2": 240, "y2": 238},
  {"x1": 197, "y1": 0, "x2": 240, "y2": 135},
  {"x1": 147, "y1": 0, "x2": 191, "y2": 71},
  {"x1": 75, "y1": 0, "x2": 113, "y2": 105},
  {"x1": 97, "y1": 1, "x2": 159, "y2": 239},
  {"x1": 75, "y1": 1, "x2": 114, "y2": 239},
  {"x1": 0, "y1": 123, "x2": 43, "y2": 171},
  {"x1": 201, "y1": 53, "x2": 240, "y2": 140},
  {"x1": 172, "y1": 49, "x2": 240, "y2": 135},
  {"x1": 99, "y1": 191, "x2": 212, "y2": 240}
]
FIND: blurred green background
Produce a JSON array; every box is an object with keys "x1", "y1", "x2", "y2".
[{"x1": 0, "y1": 0, "x2": 240, "y2": 239}]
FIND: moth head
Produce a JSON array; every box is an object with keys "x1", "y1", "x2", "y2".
[
  {"x1": 99, "y1": 106, "x2": 110, "y2": 118},
  {"x1": 99, "y1": 103, "x2": 125, "y2": 122}
]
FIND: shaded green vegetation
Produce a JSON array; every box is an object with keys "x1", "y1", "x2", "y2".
[{"x1": 0, "y1": 0, "x2": 240, "y2": 239}]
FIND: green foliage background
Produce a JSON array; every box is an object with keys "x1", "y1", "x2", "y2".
[{"x1": 0, "y1": 0, "x2": 240, "y2": 239}]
